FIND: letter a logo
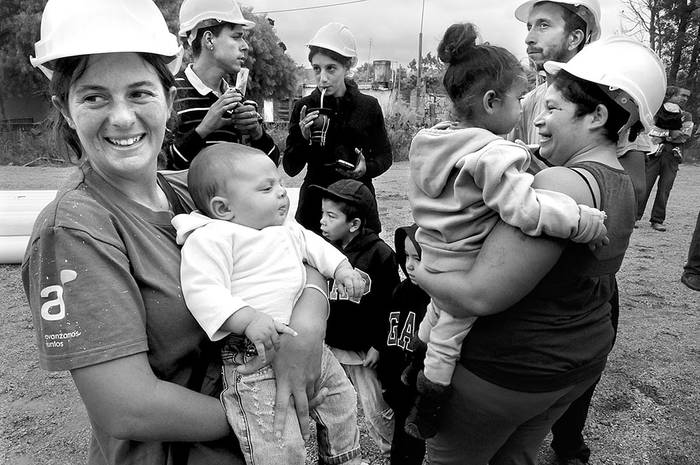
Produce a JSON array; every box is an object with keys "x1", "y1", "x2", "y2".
[{"x1": 40, "y1": 269, "x2": 77, "y2": 321}]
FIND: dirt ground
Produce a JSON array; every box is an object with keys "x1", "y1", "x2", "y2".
[{"x1": 1, "y1": 161, "x2": 698, "y2": 465}]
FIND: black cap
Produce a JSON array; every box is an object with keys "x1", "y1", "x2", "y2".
[{"x1": 310, "y1": 179, "x2": 376, "y2": 215}]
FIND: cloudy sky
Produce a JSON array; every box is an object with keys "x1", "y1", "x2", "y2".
[{"x1": 246, "y1": 0, "x2": 632, "y2": 68}]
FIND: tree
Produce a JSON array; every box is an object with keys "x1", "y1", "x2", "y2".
[
  {"x1": 238, "y1": 6, "x2": 298, "y2": 104},
  {"x1": 622, "y1": 0, "x2": 700, "y2": 114},
  {"x1": 0, "y1": 0, "x2": 46, "y2": 120},
  {"x1": 0, "y1": 0, "x2": 298, "y2": 121}
]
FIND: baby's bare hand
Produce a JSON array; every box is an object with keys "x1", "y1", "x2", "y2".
[{"x1": 245, "y1": 314, "x2": 296, "y2": 363}]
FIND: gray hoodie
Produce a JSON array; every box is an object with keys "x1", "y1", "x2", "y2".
[{"x1": 408, "y1": 123, "x2": 581, "y2": 273}]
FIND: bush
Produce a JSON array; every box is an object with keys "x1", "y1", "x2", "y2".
[
  {"x1": 384, "y1": 102, "x2": 422, "y2": 162},
  {"x1": 0, "y1": 123, "x2": 64, "y2": 166},
  {"x1": 684, "y1": 136, "x2": 700, "y2": 163}
]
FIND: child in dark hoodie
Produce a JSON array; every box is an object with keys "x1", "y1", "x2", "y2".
[{"x1": 377, "y1": 224, "x2": 430, "y2": 465}]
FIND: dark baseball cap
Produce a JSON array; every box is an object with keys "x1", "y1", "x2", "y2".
[{"x1": 310, "y1": 179, "x2": 377, "y2": 215}]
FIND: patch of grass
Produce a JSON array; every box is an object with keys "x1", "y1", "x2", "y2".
[{"x1": 0, "y1": 124, "x2": 64, "y2": 166}]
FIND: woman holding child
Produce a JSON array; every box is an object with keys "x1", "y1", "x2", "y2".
[
  {"x1": 412, "y1": 27, "x2": 665, "y2": 464},
  {"x1": 283, "y1": 22, "x2": 393, "y2": 234},
  {"x1": 22, "y1": 1, "x2": 329, "y2": 463}
]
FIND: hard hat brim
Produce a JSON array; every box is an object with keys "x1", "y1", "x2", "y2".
[
  {"x1": 31, "y1": 47, "x2": 183, "y2": 80},
  {"x1": 514, "y1": 0, "x2": 538, "y2": 22}
]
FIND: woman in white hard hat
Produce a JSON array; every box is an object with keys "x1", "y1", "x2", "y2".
[
  {"x1": 412, "y1": 37, "x2": 665, "y2": 464},
  {"x1": 23, "y1": 1, "x2": 328, "y2": 464},
  {"x1": 283, "y1": 22, "x2": 393, "y2": 235},
  {"x1": 167, "y1": 0, "x2": 280, "y2": 169}
]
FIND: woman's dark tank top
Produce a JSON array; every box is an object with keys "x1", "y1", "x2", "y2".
[{"x1": 461, "y1": 161, "x2": 636, "y2": 392}]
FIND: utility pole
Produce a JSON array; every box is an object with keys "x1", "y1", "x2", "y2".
[{"x1": 416, "y1": 0, "x2": 426, "y2": 113}]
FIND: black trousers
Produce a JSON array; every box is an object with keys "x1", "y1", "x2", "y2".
[{"x1": 550, "y1": 280, "x2": 620, "y2": 462}]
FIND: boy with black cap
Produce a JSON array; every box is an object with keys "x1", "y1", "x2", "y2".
[{"x1": 311, "y1": 179, "x2": 401, "y2": 459}]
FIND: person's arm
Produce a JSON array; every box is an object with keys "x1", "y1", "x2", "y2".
[
  {"x1": 667, "y1": 117, "x2": 694, "y2": 144},
  {"x1": 230, "y1": 102, "x2": 281, "y2": 165},
  {"x1": 22, "y1": 224, "x2": 231, "y2": 443},
  {"x1": 415, "y1": 166, "x2": 598, "y2": 317},
  {"x1": 472, "y1": 142, "x2": 607, "y2": 243},
  {"x1": 362, "y1": 99, "x2": 393, "y2": 179},
  {"x1": 169, "y1": 89, "x2": 245, "y2": 169},
  {"x1": 71, "y1": 353, "x2": 230, "y2": 441},
  {"x1": 270, "y1": 265, "x2": 329, "y2": 440},
  {"x1": 415, "y1": 222, "x2": 563, "y2": 317},
  {"x1": 283, "y1": 101, "x2": 312, "y2": 177},
  {"x1": 179, "y1": 228, "x2": 250, "y2": 342},
  {"x1": 295, "y1": 224, "x2": 364, "y2": 301},
  {"x1": 368, "y1": 251, "x2": 401, "y2": 356}
]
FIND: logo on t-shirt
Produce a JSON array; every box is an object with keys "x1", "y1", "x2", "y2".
[
  {"x1": 40, "y1": 269, "x2": 77, "y2": 321},
  {"x1": 386, "y1": 310, "x2": 417, "y2": 350}
]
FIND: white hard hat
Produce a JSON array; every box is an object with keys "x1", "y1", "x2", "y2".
[
  {"x1": 30, "y1": 0, "x2": 182, "y2": 79},
  {"x1": 307, "y1": 23, "x2": 358, "y2": 59},
  {"x1": 544, "y1": 36, "x2": 666, "y2": 132},
  {"x1": 179, "y1": 0, "x2": 255, "y2": 44},
  {"x1": 515, "y1": 0, "x2": 601, "y2": 43}
]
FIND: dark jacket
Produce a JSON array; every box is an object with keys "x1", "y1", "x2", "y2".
[
  {"x1": 326, "y1": 229, "x2": 399, "y2": 352},
  {"x1": 377, "y1": 279, "x2": 430, "y2": 396},
  {"x1": 283, "y1": 80, "x2": 392, "y2": 233},
  {"x1": 377, "y1": 225, "x2": 430, "y2": 397}
]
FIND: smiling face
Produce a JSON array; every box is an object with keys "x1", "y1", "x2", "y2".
[
  {"x1": 210, "y1": 23, "x2": 249, "y2": 74},
  {"x1": 57, "y1": 52, "x2": 173, "y2": 183},
  {"x1": 311, "y1": 52, "x2": 348, "y2": 97},
  {"x1": 221, "y1": 155, "x2": 289, "y2": 230},
  {"x1": 534, "y1": 84, "x2": 590, "y2": 165},
  {"x1": 525, "y1": 2, "x2": 577, "y2": 71}
]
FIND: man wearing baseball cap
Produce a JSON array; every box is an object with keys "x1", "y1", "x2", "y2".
[
  {"x1": 511, "y1": 3, "x2": 650, "y2": 464},
  {"x1": 167, "y1": 0, "x2": 280, "y2": 169}
]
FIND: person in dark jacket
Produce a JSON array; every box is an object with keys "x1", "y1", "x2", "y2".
[
  {"x1": 283, "y1": 23, "x2": 392, "y2": 234},
  {"x1": 311, "y1": 179, "x2": 400, "y2": 460},
  {"x1": 378, "y1": 224, "x2": 430, "y2": 465}
]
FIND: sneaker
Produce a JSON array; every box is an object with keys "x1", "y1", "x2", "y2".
[
  {"x1": 681, "y1": 273, "x2": 700, "y2": 291},
  {"x1": 651, "y1": 222, "x2": 667, "y2": 232},
  {"x1": 672, "y1": 146, "x2": 683, "y2": 162}
]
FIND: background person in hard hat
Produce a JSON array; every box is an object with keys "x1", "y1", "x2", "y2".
[
  {"x1": 23, "y1": 1, "x2": 330, "y2": 464},
  {"x1": 511, "y1": 3, "x2": 653, "y2": 464},
  {"x1": 512, "y1": 0, "x2": 650, "y2": 208},
  {"x1": 283, "y1": 22, "x2": 393, "y2": 235},
  {"x1": 412, "y1": 36, "x2": 664, "y2": 465},
  {"x1": 167, "y1": 0, "x2": 280, "y2": 169},
  {"x1": 404, "y1": 21, "x2": 608, "y2": 442},
  {"x1": 637, "y1": 85, "x2": 694, "y2": 232}
]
